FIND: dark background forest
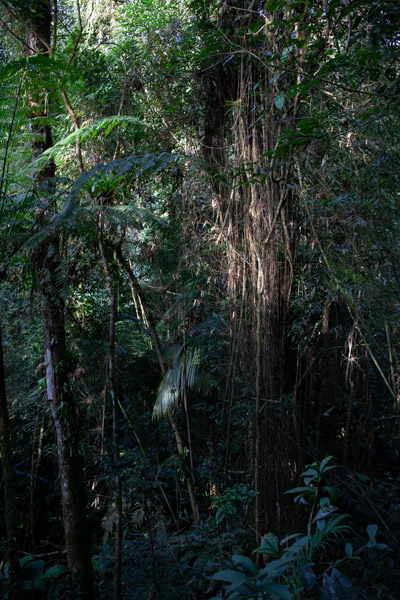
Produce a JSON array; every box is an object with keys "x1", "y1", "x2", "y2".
[{"x1": 0, "y1": 0, "x2": 399, "y2": 598}]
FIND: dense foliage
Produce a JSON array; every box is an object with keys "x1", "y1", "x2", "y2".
[{"x1": 0, "y1": 0, "x2": 399, "y2": 598}]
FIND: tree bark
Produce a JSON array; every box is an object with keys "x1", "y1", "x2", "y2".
[
  {"x1": 37, "y1": 239, "x2": 95, "y2": 598},
  {"x1": 0, "y1": 320, "x2": 22, "y2": 599},
  {"x1": 198, "y1": 1, "x2": 297, "y2": 532},
  {"x1": 26, "y1": 2, "x2": 95, "y2": 596}
]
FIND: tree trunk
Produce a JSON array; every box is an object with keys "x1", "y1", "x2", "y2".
[
  {"x1": 27, "y1": 2, "x2": 95, "y2": 595},
  {"x1": 37, "y1": 240, "x2": 94, "y2": 597},
  {"x1": 199, "y1": 1, "x2": 297, "y2": 533},
  {"x1": 0, "y1": 320, "x2": 22, "y2": 600}
]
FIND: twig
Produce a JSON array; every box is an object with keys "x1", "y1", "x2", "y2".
[{"x1": 0, "y1": 74, "x2": 24, "y2": 223}]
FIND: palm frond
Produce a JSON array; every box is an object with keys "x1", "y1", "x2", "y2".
[
  {"x1": 153, "y1": 346, "x2": 202, "y2": 421},
  {"x1": 153, "y1": 317, "x2": 222, "y2": 421}
]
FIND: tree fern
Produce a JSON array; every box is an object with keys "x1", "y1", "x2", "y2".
[
  {"x1": 0, "y1": 150, "x2": 179, "y2": 263},
  {"x1": 51, "y1": 152, "x2": 180, "y2": 230}
]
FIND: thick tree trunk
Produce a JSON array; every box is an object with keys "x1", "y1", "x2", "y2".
[
  {"x1": 26, "y1": 2, "x2": 94, "y2": 596},
  {"x1": 199, "y1": 1, "x2": 298, "y2": 533},
  {"x1": 0, "y1": 320, "x2": 22, "y2": 600}
]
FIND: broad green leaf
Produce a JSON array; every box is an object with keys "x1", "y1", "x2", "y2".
[
  {"x1": 284, "y1": 486, "x2": 309, "y2": 495},
  {"x1": 280, "y1": 533, "x2": 301, "y2": 545},
  {"x1": 256, "y1": 532, "x2": 279, "y2": 555},
  {"x1": 316, "y1": 518, "x2": 327, "y2": 532},
  {"x1": 319, "y1": 456, "x2": 334, "y2": 471},
  {"x1": 213, "y1": 569, "x2": 249, "y2": 584},
  {"x1": 314, "y1": 506, "x2": 337, "y2": 521},
  {"x1": 232, "y1": 554, "x2": 256, "y2": 574},
  {"x1": 301, "y1": 468, "x2": 318, "y2": 477},
  {"x1": 42, "y1": 565, "x2": 69, "y2": 579},
  {"x1": 275, "y1": 92, "x2": 284, "y2": 110},
  {"x1": 345, "y1": 543, "x2": 353, "y2": 558},
  {"x1": 286, "y1": 535, "x2": 308, "y2": 553},
  {"x1": 260, "y1": 582, "x2": 292, "y2": 599},
  {"x1": 367, "y1": 524, "x2": 378, "y2": 540}
]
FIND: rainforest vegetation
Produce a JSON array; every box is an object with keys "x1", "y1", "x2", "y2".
[{"x1": 0, "y1": 0, "x2": 399, "y2": 598}]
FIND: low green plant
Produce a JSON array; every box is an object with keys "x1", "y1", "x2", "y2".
[
  {"x1": 213, "y1": 485, "x2": 257, "y2": 525},
  {"x1": 211, "y1": 457, "x2": 386, "y2": 599},
  {"x1": 0, "y1": 555, "x2": 69, "y2": 598}
]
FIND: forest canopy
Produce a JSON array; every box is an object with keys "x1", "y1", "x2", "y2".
[{"x1": 0, "y1": 0, "x2": 399, "y2": 598}]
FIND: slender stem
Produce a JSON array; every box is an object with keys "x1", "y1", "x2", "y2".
[
  {"x1": 99, "y1": 239, "x2": 122, "y2": 600},
  {"x1": 116, "y1": 244, "x2": 200, "y2": 524},
  {"x1": 183, "y1": 331, "x2": 200, "y2": 524},
  {"x1": 59, "y1": 87, "x2": 85, "y2": 173},
  {"x1": 0, "y1": 76, "x2": 23, "y2": 223}
]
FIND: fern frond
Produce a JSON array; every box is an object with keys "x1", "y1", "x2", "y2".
[
  {"x1": 51, "y1": 152, "x2": 179, "y2": 231},
  {"x1": 29, "y1": 116, "x2": 146, "y2": 171},
  {"x1": 0, "y1": 54, "x2": 67, "y2": 84},
  {"x1": 116, "y1": 319, "x2": 153, "y2": 357}
]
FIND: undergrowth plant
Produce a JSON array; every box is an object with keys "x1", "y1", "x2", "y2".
[
  {"x1": 0, "y1": 555, "x2": 69, "y2": 599},
  {"x1": 211, "y1": 457, "x2": 387, "y2": 599}
]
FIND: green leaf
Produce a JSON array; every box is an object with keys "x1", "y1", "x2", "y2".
[
  {"x1": 314, "y1": 506, "x2": 337, "y2": 521},
  {"x1": 317, "y1": 519, "x2": 326, "y2": 532},
  {"x1": 213, "y1": 569, "x2": 249, "y2": 584},
  {"x1": 322, "y1": 485, "x2": 338, "y2": 503},
  {"x1": 21, "y1": 559, "x2": 45, "y2": 586},
  {"x1": 260, "y1": 582, "x2": 292, "y2": 599},
  {"x1": 280, "y1": 533, "x2": 301, "y2": 545},
  {"x1": 304, "y1": 476, "x2": 315, "y2": 486},
  {"x1": 301, "y1": 468, "x2": 318, "y2": 478},
  {"x1": 284, "y1": 486, "x2": 309, "y2": 495},
  {"x1": 248, "y1": 20, "x2": 265, "y2": 33},
  {"x1": 269, "y1": 71, "x2": 283, "y2": 84},
  {"x1": 345, "y1": 543, "x2": 353, "y2": 558},
  {"x1": 319, "y1": 456, "x2": 334, "y2": 471},
  {"x1": 366, "y1": 524, "x2": 378, "y2": 540},
  {"x1": 256, "y1": 532, "x2": 279, "y2": 555},
  {"x1": 259, "y1": 554, "x2": 297, "y2": 580},
  {"x1": 275, "y1": 92, "x2": 284, "y2": 110},
  {"x1": 232, "y1": 554, "x2": 256, "y2": 574},
  {"x1": 286, "y1": 535, "x2": 308, "y2": 553},
  {"x1": 42, "y1": 565, "x2": 69, "y2": 579}
]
